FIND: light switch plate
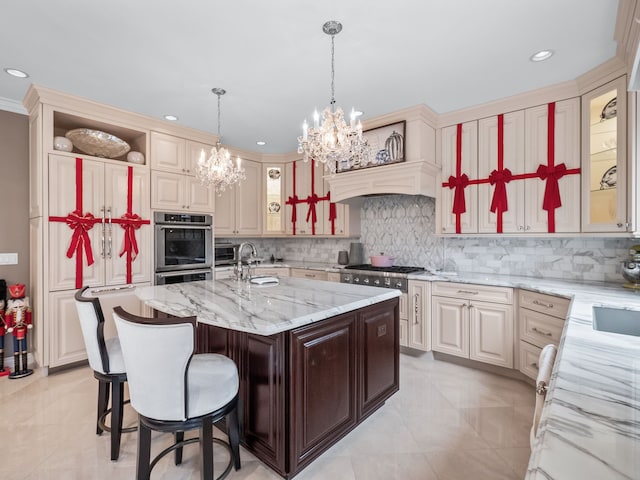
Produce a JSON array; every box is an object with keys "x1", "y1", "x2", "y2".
[{"x1": 0, "y1": 253, "x2": 18, "y2": 265}]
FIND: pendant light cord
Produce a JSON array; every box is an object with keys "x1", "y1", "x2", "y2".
[{"x1": 330, "y1": 34, "x2": 336, "y2": 111}]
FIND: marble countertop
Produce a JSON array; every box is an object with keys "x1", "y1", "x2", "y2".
[
  {"x1": 135, "y1": 277, "x2": 400, "y2": 336},
  {"x1": 215, "y1": 261, "x2": 344, "y2": 272},
  {"x1": 408, "y1": 271, "x2": 640, "y2": 480}
]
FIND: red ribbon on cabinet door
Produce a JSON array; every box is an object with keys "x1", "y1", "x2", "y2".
[
  {"x1": 536, "y1": 102, "x2": 580, "y2": 233},
  {"x1": 448, "y1": 123, "x2": 468, "y2": 233},
  {"x1": 48, "y1": 157, "x2": 101, "y2": 289},
  {"x1": 326, "y1": 191, "x2": 337, "y2": 235},
  {"x1": 491, "y1": 114, "x2": 509, "y2": 233},
  {"x1": 285, "y1": 161, "x2": 301, "y2": 235},
  {"x1": 111, "y1": 166, "x2": 150, "y2": 284}
]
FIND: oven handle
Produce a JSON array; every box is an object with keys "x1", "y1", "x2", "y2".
[
  {"x1": 157, "y1": 225, "x2": 212, "y2": 231},
  {"x1": 156, "y1": 269, "x2": 213, "y2": 278}
]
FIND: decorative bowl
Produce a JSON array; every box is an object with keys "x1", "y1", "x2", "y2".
[
  {"x1": 53, "y1": 136, "x2": 73, "y2": 152},
  {"x1": 65, "y1": 128, "x2": 131, "y2": 158}
]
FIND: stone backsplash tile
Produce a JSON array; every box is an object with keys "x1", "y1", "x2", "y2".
[{"x1": 221, "y1": 194, "x2": 637, "y2": 283}]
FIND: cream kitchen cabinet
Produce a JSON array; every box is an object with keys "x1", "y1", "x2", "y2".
[
  {"x1": 215, "y1": 159, "x2": 262, "y2": 236},
  {"x1": 264, "y1": 164, "x2": 286, "y2": 235},
  {"x1": 254, "y1": 266, "x2": 290, "y2": 277},
  {"x1": 432, "y1": 282, "x2": 514, "y2": 368},
  {"x1": 440, "y1": 121, "x2": 479, "y2": 234},
  {"x1": 442, "y1": 98, "x2": 580, "y2": 235},
  {"x1": 398, "y1": 293, "x2": 409, "y2": 346},
  {"x1": 285, "y1": 160, "x2": 325, "y2": 235},
  {"x1": 404, "y1": 280, "x2": 430, "y2": 351},
  {"x1": 289, "y1": 268, "x2": 328, "y2": 281},
  {"x1": 150, "y1": 132, "x2": 203, "y2": 175},
  {"x1": 151, "y1": 170, "x2": 215, "y2": 213},
  {"x1": 518, "y1": 289, "x2": 570, "y2": 379},
  {"x1": 327, "y1": 271, "x2": 341, "y2": 282},
  {"x1": 49, "y1": 154, "x2": 151, "y2": 290},
  {"x1": 581, "y1": 76, "x2": 629, "y2": 233}
]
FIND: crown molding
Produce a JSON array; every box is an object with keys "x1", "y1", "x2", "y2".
[
  {"x1": 362, "y1": 104, "x2": 438, "y2": 131},
  {"x1": 574, "y1": 56, "x2": 628, "y2": 94},
  {"x1": 0, "y1": 95, "x2": 27, "y2": 115}
]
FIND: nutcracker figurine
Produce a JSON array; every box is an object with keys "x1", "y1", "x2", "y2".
[
  {"x1": 5, "y1": 283, "x2": 33, "y2": 378},
  {"x1": 0, "y1": 279, "x2": 9, "y2": 376}
]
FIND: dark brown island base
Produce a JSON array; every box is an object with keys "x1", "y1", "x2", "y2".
[{"x1": 195, "y1": 297, "x2": 399, "y2": 478}]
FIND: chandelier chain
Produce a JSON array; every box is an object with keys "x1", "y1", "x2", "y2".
[{"x1": 330, "y1": 34, "x2": 335, "y2": 109}]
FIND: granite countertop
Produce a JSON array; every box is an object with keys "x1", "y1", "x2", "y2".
[
  {"x1": 135, "y1": 276, "x2": 400, "y2": 336},
  {"x1": 409, "y1": 271, "x2": 640, "y2": 480}
]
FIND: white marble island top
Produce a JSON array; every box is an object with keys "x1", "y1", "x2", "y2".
[
  {"x1": 135, "y1": 277, "x2": 400, "y2": 336},
  {"x1": 410, "y1": 271, "x2": 640, "y2": 480}
]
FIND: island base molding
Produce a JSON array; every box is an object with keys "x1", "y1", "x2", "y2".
[{"x1": 195, "y1": 298, "x2": 400, "y2": 478}]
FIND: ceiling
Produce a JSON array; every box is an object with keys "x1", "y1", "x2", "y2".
[{"x1": 0, "y1": 1, "x2": 620, "y2": 154}]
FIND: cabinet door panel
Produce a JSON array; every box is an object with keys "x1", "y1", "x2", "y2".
[
  {"x1": 441, "y1": 122, "x2": 478, "y2": 234},
  {"x1": 48, "y1": 290, "x2": 87, "y2": 367},
  {"x1": 105, "y1": 165, "x2": 151, "y2": 285},
  {"x1": 187, "y1": 176, "x2": 215, "y2": 213},
  {"x1": 150, "y1": 132, "x2": 186, "y2": 173},
  {"x1": 151, "y1": 171, "x2": 185, "y2": 211},
  {"x1": 525, "y1": 98, "x2": 580, "y2": 233},
  {"x1": 186, "y1": 140, "x2": 212, "y2": 177},
  {"x1": 285, "y1": 160, "x2": 324, "y2": 235},
  {"x1": 214, "y1": 188, "x2": 235, "y2": 235},
  {"x1": 469, "y1": 300, "x2": 513, "y2": 368},
  {"x1": 408, "y1": 280, "x2": 430, "y2": 351},
  {"x1": 48, "y1": 155, "x2": 104, "y2": 290},
  {"x1": 236, "y1": 160, "x2": 262, "y2": 235},
  {"x1": 290, "y1": 314, "x2": 357, "y2": 469},
  {"x1": 478, "y1": 111, "x2": 525, "y2": 233},
  {"x1": 431, "y1": 296, "x2": 468, "y2": 357}
]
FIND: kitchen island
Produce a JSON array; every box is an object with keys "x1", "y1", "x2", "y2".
[{"x1": 135, "y1": 277, "x2": 401, "y2": 478}]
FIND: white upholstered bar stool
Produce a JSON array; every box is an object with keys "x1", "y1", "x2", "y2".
[
  {"x1": 74, "y1": 286, "x2": 136, "y2": 461},
  {"x1": 530, "y1": 344, "x2": 558, "y2": 448},
  {"x1": 113, "y1": 306, "x2": 241, "y2": 480}
]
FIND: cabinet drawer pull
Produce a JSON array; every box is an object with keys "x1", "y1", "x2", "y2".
[
  {"x1": 414, "y1": 294, "x2": 419, "y2": 323},
  {"x1": 530, "y1": 362, "x2": 539, "y2": 369},
  {"x1": 532, "y1": 327, "x2": 553, "y2": 337},
  {"x1": 457, "y1": 289, "x2": 478, "y2": 295},
  {"x1": 533, "y1": 299, "x2": 554, "y2": 309},
  {"x1": 304, "y1": 273, "x2": 315, "y2": 278}
]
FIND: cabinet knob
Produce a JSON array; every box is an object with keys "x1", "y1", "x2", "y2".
[
  {"x1": 525, "y1": 225, "x2": 530, "y2": 231},
  {"x1": 617, "y1": 222, "x2": 624, "y2": 228}
]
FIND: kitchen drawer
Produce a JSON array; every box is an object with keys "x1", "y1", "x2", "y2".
[
  {"x1": 255, "y1": 267, "x2": 290, "y2": 277},
  {"x1": 519, "y1": 289, "x2": 570, "y2": 319},
  {"x1": 432, "y1": 282, "x2": 513, "y2": 304},
  {"x1": 290, "y1": 268, "x2": 328, "y2": 281},
  {"x1": 399, "y1": 293, "x2": 408, "y2": 321},
  {"x1": 519, "y1": 307, "x2": 565, "y2": 348},
  {"x1": 519, "y1": 340, "x2": 542, "y2": 380}
]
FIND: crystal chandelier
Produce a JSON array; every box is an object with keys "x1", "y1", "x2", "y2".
[
  {"x1": 297, "y1": 21, "x2": 370, "y2": 175},
  {"x1": 197, "y1": 88, "x2": 245, "y2": 193}
]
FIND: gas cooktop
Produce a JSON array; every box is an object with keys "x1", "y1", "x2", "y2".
[{"x1": 344, "y1": 264, "x2": 425, "y2": 274}]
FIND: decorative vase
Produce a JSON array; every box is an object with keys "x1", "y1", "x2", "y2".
[
  {"x1": 127, "y1": 151, "x2": 145, "y2": 164},
  {"x1": 385, "y1": 130, "x2": 404, "y2": 161},
  {"x1": 53, "y1": 136, "x2": 73, "y2": 152}
]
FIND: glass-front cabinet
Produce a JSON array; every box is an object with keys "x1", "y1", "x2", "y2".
[
  {"x1": 581, "y1": 75, "x2": 628, "y2": 232},
  {"x1": 263, "y1": 164, "x2": 285, "y2": 235}
]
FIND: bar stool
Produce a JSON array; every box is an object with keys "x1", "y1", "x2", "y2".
[
  {"x1": 530, "y1": 344, "x2": 557, "y2": 448},
  {"x1": 74, "y1": 286, "x2": 136, "y2": 461},
  {"x1": 113, "y1": 306, "x2": 241, "y2": 480}
]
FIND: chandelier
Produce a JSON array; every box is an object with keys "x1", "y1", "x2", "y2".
[
  {"x1": 197, "y1": 88, "x2": 245, "y2": 193},
  {"x1": 297, "y1": 21, "x2": 370, "y2": 175}
]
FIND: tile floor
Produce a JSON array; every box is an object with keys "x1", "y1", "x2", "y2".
[{"x1": 0, "y1": 352, "x2": 534, "y2": 479}]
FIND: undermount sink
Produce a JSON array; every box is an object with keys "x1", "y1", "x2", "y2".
[{"x1": 592, "y1": 306, "x2": 640, "y2": 337}]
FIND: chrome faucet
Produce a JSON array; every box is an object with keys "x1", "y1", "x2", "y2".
[{"x1": 236, "y1": 242, "x2": 258, "y2": 280}]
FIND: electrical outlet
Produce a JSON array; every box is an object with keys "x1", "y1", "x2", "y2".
[{"x1": 0, "y1": 253, "x2": 18, "y2": 265}]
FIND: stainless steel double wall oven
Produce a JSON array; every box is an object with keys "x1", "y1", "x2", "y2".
[{"x1": 154, "y1": 212, "x2": 213, "y2": 284}]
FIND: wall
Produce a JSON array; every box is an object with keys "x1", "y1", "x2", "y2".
[
  {"x1": 0, "y1": 110, "x2": 29, "y2": 291},
  {"x1": 229, "y1": 194, "x2": 636, "y2": 284}
]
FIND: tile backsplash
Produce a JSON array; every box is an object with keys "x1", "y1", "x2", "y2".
[{"x1": 223, "y1": 194, "x2": 636, "y2": 283}]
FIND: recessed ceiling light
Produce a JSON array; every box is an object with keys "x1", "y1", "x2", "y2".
[
  {"x1": 164, "y1": 114, "x2": 178, "y2": 121},
  {"x1": 256, "y1": 141, "x2": 266, "y2": 146},
  {"x1": 4, "y1": 68, "x2": 29, "y2": 78},
  {"x1": 530, "y1": 50, "x2": 554, "y2": 62}
]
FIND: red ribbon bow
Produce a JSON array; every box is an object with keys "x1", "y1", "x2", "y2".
[
  {"x1": 65, "y1": 210, "x2": 97, "y2": 265},
  {"x1": 118, "y1": 213, "x2": 146, "y2": 260},
  {"x1": 306, "y1": 193, "x2": 319, "y2": 224},
  {"x1": 537, "y1": 163, "x2": 567, "y2": 211},
  {"x1": 448, "y1": 174, "x2": 469, "y2": 214},
  {"x1": 286, "y1": 195, "x2": 299, "y2": 223},
  {"x1": 489, "y1": 168, "x2": 512, "y2": 213}
]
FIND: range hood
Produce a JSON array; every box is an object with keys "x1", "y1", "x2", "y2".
[{"x1": 325, "y1": 160, "x2": 441, "y2": 202}]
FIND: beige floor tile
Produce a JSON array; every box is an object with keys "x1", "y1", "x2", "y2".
[
  {"x1": 495, "y1": 446, "x2": 533, "y2": 478},
  {"x1": 3, "y1": 353, "x2": 534, "y2": 480},
  {"x1": 350, "y1": 453, "x2": 439, "y2": 480},
  {"x1": 426, "y1": 448, "x2": 522, "y2": 480},
  {"x1": 460, "y1": 406, "x2": 533, "y2": 448}
]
